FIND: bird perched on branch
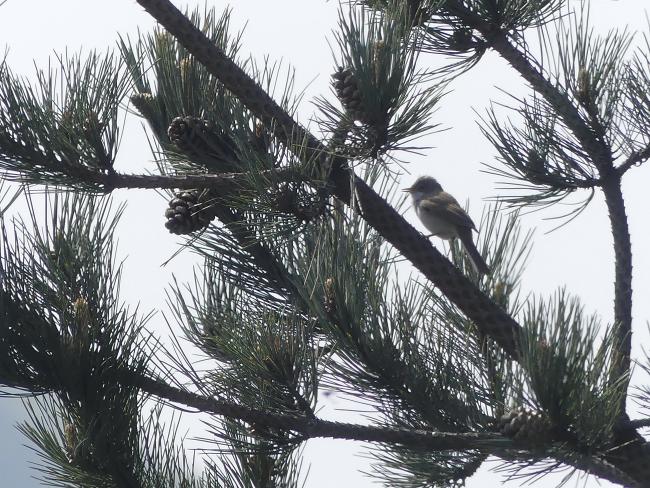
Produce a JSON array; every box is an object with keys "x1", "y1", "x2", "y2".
[{"x1": 403, "y1": 176, "x2": 490, "y2": 275}]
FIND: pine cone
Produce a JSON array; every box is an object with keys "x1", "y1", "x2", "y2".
[
  {"x1": 448, "y1": 28, "x2": 476, "y2": 52},
  {"x1": 130, "y1": 92, "x2": 156, "y2": 119},
  {"x1": 576, "y1": 67, "x2": 591, "y2": 106},
  {"x1": 497, "y1": 407, "x2": 554, "y2": 445},
  {"x1": 250, "y1": 119, "x2": 269, "y2": 154},
  {"x1": 332, "y1": 67, "x2": 370, "y2": 123},
  {"x1": 167, "y1": 116, "x2": 239, "y2": 170},
  {"x1": 164, "y1": 190, "x2": 215, "y2": 235},
  {"x1": 167, "y1": 116, "x2": 211, "y2": 152},
  {"x1": 272, "y1": 183, "x2": 328, "y2": 223},
  {"x1": 64, "y1": 422, "x2": 80, "y2": 464},
  {"x1": 491, "y1": 280, "x2": 510, "y2": 309},
  {"x1": 323, "y1": 277, "x2": 337, "y2": 319}
]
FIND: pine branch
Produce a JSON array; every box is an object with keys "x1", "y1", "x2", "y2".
[
  {"x1": 396, "y1": 2, "x2": 645, "y2": 482},
  {"x1": 127, "y1": 371, "x2": 639, "y2": 487},
  {"x1": 440, "y1": 0, "x2": 633, "y2": 415},
  {"x1": 70, "y1": 167, "x2": 299, "y2": 192},
  {"x1": 3, "y1": 278, "x2": 634, "y2": 487},
  {"x1": 134, "y1": 0, "x2": 524, "y2": 360},
  {"x1": 442, "y1": 1, "x2": 614, "y2": 168},
  {"x1": 627, "y1": 418, "x2": 650, "y2": 430},
  {"x1": 599, "y1": 177, "x2": 632, "y2": 393},
  {"x1": 130, "y1": 371, "x2": 502, "y2": 450}
]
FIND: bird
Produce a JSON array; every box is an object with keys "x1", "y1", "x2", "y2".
[{"x1": 403, "y1": 176, "x2": 490, "y2": 275}]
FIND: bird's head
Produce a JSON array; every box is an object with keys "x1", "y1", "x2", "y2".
[{"x1": 403, "y1": 176, "x2": 443, "y2": 200}]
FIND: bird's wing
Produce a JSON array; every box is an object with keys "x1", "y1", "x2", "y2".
[{"x1": 419, "y1": 192, "x2": 477, "y2": 230}]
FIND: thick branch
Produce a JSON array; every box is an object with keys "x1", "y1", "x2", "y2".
[
  {"x1": 135, "y1": 0, "x2": 524, "y2": 358},
  {"x1": 129, "y1": 372, "x2": 639, "y2": 487},
  {"x1": 131, "y1": 372, "x2": 503, "y2": 451},
  {"x1": 601, "y1": 176, "x2": 633, "y2": 386},
  {"x1": 0, "y1": 287, "x2": 637, "y2": 487}
]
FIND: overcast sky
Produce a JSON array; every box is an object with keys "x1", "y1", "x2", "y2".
[{"x1": 1, "y1": 1, "x2": 649, "y2": 487}]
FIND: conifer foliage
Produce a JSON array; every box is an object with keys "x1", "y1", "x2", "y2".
[{"x1": 0, "y1": 1, "x2": 649, "y2": 486}]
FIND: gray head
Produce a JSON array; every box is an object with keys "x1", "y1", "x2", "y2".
[{"x1": 403, "y1": 176, "x2": 443, "y2": 196}]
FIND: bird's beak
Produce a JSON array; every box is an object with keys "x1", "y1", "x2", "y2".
[{"x1": 402, "y1": 187, "x2": 412, "y2": 193}]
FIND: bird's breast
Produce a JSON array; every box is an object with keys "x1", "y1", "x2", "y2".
[{"x1": 415, "y1": 205, "x2": 457, "y2": 240}]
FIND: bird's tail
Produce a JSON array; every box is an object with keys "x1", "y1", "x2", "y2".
[{"x1": 457, "y1": 230, "x2": 490, "y2": 276}]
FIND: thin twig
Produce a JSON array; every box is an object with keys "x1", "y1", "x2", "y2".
[
  {"x1": 88, "y1": 168, "x2": 300, "y2": 191},
  {"x1": 627, "y1": 418, "x2": 650, "y2": 430},
  {"x1": 616, "y1": 144, "x2": 650, "y2": 176}
]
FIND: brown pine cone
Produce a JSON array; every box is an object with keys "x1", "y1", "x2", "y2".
[
  {"x1": 497, "y1": 407, "x2": 554, "y2": 445},
  {"x1": 448, "y1": 28, "x2": 476, "y2": 52},
  {"x1": 332, "y1": 66, "x2": 370, "y2": 123},
  {"x1": 164, "y1": 190, "x2": 215, "y2": 235},
  {"x1": 167, "y1": 116, "x2": 239, "y2": 170}
]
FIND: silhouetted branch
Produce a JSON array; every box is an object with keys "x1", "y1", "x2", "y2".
[{"x1": 616, "y1": 144, "x2": 650, "y2": 176}]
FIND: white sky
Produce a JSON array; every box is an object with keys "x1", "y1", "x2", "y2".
[{"x1": 1, "y1": 1, "x2": 649, "y2": 487}]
